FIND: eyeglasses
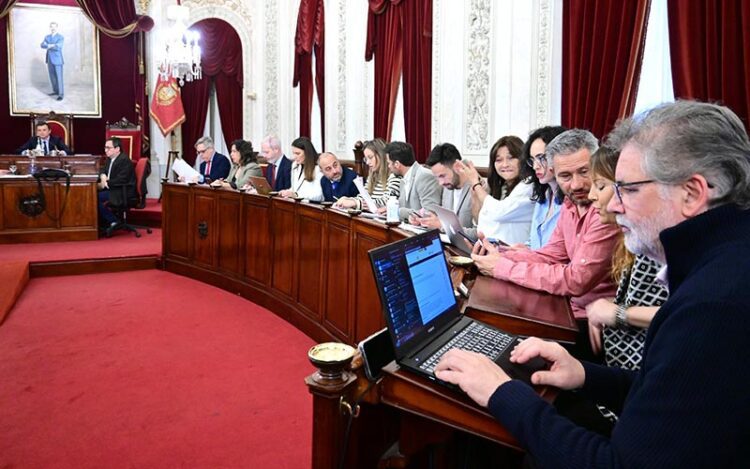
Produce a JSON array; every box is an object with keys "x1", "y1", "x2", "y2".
[
  {"x1": 104, "y1": 146, "x2": 114, "y2": 150},
  {"x1": 196, "y1": 149, "x2": 207, "y2": 154},
  {"x1": 612, "y1": 179, "x2": 655, "y2": 204},
  {"x1": 526, "y1": 153, "x2": 549, "y2": 168}
]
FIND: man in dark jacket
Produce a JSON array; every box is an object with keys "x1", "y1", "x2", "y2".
[
  {"x1": 98, "y1": 137, "x2": 136, "y2": 235},
  {"x1": 16, "y1": 121, "x2": 71, "y2": 155},
  {"x1": 435, "y1": 101, "x2": 750, "y2": 468},
  {"x1": 318, "y1": 152, "x2": 359, "y2": 202}
]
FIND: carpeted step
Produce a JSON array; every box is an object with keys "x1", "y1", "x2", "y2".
[{"x1": 0, "y1": 261, "x2": 28, "y2": 325}]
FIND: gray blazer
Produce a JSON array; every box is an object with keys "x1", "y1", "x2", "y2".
[
  {"x1": 441, "y1": 184, "x2": 475, "y2": 235},
  {"x1": 398, "y1": 164, "x2": 442, "y2": 220},
  {"x1": 228, "y1": 162, "x2": 263, "y2": 189}
]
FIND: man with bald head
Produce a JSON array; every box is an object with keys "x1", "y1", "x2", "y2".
[{"x1": 318, "y1": 152, "x2": 359, "y2": 202}]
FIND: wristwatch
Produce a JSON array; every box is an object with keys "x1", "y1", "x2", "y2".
[{"x1": 615, "y1": 303, "x2": 629, "y2": 329}]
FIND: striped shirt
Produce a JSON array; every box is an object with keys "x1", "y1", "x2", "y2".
[{"x1": 357, "y1": 173, "x2": 402, "y2": 210}]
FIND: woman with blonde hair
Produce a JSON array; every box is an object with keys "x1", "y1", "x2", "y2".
[{"x1": 335, "y1": 138, "x2": 401, "y2": 211}]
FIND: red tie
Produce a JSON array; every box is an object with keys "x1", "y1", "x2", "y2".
[
  {"x1": 205, "y1": 159, "x2": 211, "y2": 176},
  {"x1": 268, "y1": 164, "x2": 275, "y2": 187}
]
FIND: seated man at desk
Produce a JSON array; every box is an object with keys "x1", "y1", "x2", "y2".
[
  {"x1": 98, "y1": 137, "x2": 136, "y2": 235},
  {"x1": 318, "y1": 152, "x2": 359, "y2": 202},
  {"x1": 472, "y1": 129, "x2": 619, "y2": 360},
  {"x1": 15, "y1": 121, "x2": 70, "y2": 155},
  {"x1": 195, "y1": 136, "x2": 230, "y2": 183},
  {"x1": 260, "y1": 135, "x2": 292, "y2": 192},
  {"x1": 436, "y1": 100, "x2": 750, "y2": 469},
  {"x1": 413, "y1": 142, "x2": 474, "y2": 234},
  {"x1": 385, "y1": 141, "x2": 442, "y2": 221}
]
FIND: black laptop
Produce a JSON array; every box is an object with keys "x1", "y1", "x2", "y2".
[{"x1": 368, "y1": 229, "x2": 547, "y2": 387}]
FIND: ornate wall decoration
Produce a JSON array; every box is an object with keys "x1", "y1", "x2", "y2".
[
  {"x1": 464, "y1": 0, "x2": 491, "y2": 151},
  {"x1": 263, "y1": 0, "x2": 279, "y2": 137},
  {"x1": 136, "y1": 0, "x2": 151, "y2": 15},
  {"x1": 337, "y1": 0, "x2": 347, "y2": 151},
  {"x1": 535, "y1": 0, "x2": 553, "y2": 128},
  {"x1": 183, "y1": 0, "x2": 252, "y2": 28},
  {"x1": 431, "y1": 0, "x2": 441, "y2": 145}
]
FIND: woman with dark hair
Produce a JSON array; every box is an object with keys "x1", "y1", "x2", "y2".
[
  {"x1": 524, "y1": 125, "x2": 568, "y2": 249},
  {"x1": 279, "y1": 137, "x2": 324, "y2": 201},
  {"x1": 464, "y1": 135, "x2": 535, "y2": 244},
  {"x1": 335, "y1": 138, "x2": 401, "y2": 211},
  {"x1": 224, "y1": 139, "x2": 262, "y2": 189}
]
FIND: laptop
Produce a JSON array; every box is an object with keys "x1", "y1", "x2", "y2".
[
  {"x1": 368, "y1": 229, "x2": 547, "y2": 387},
  {"x1": 248, "y1": 176, "x2": 274, "y2": 195},
  {"x1": 432, "y1": 205, "x2": 476, "y2": 256}
]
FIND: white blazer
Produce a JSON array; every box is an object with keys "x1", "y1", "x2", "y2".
[{"x1": 288, "y1": 163, "x2": 324, "y2": 202}]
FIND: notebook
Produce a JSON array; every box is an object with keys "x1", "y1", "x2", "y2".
[{"x1": 368, "y1": 229, "x2": 547, "y2": 388}]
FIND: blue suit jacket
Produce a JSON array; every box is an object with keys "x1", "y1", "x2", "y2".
[
  {"x1": 272, "y1": 155, "x2": 292, "y2": 191},
  {"x1": 320, "y1": 166, "x2": 359, "y2": 202},
  {"x1": 199, "y1": 153, "x2": 230, "y2": 182},
  {"x1": 41, "y1": 33, "x2": 64, "y2": 65},
  {"x1": 15, "y1": 135, "x2": 70, "y2": 154}
]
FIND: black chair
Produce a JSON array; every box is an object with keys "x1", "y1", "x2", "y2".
[{"x1": 105, "y1": 158, "x2": 153, "y2": 238}]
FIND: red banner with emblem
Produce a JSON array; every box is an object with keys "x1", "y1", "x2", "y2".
[{"x1": 149, "y1": 75, "x2": 186, "y2": 136}]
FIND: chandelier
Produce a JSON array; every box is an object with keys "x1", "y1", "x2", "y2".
[{"x1": 158, "y1": 4, "x2": 202, "y2": 86}]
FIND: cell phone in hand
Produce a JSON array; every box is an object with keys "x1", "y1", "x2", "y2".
[{"x1": 486, "y1": 237, "x2": 508, "y2": 247}]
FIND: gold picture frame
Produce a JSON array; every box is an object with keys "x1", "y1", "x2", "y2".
[{"x1": 7, "y1": 3, "x2": 101, "y2": 117}]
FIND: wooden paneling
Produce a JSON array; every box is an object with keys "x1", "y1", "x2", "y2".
[
  {"x1": 323, "y1": 212, "x2": 352, "y2": 340},
  {"x1": 163, "y1": 186, "x2": 190, "y2": 258},
  {"x1": 0, "y1": 155, "x2": 101, "y2": 175},
  {"x1": 192, "y1": 192, "x2": 216, "y2": 268},
  {"x1": 243, "y1": 197, "x2": 272, "y2": 283},
  {"x1": 0, "y1": 177, "x2": 98, "y2": 243},
  {"x1": 352, "y1": 223, "x2": 390, "y2": 343},
  {"x1": 296, "y1": 205, "x2": 325, "y2": 321},
  {"x1": 271, "y1": 199, "x2": 295, "y2": 297},
  {"x1": 217, "y1": 194, "x2": 240, "y2": 274}
]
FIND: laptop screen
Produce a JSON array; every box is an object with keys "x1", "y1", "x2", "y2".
[{"x1": 369, "y1": 230, "x2": 458, "y2": 358}]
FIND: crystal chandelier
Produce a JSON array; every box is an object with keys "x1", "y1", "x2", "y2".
[{"x1": 158, "y1": 4, "x2": 202, "y2": 86}]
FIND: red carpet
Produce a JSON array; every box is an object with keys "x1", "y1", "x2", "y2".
[
  {"x1": 0, "y1": 261, "x2": 28, "y2": 324},
  {"x1": 0, "y1": 270, "x2": 315, "y2": 468},
  {"x1": 0, "y1": 228, "x2": 161, "y2": 263},
  {"x1": 129, "y1": 197, "x2": 162, "y2": 227}
]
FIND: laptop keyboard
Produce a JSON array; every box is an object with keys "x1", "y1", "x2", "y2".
[{"x1": 418, "y1": 322, "x2": 514, "y2": 375}]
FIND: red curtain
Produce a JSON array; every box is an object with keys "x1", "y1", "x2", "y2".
[
  {"x1": 293, "y1": 0, "x2": 325, "y2": 145},
  {"x1": 180, "y1": 18, "x2": 243, "y2": 165},
  {"x1": 366, "y1": 0, "x2": 432, "y2": 163},
  {"x1": 0, "y1": 0, "x2": 146, "y2": 155},
  {"x1": 76, "y1": 0, "x2": 153, "y2": 38},
  {"x1": 562, "y1": 0, "x2": 650, "y2": 138},
  {"x1": 668, "y1": 0, "x2": 750, "y2": 131},
  {"x1": 401, "y1": 0, "x2": 432, "y2": 164},
  {"x1": 0, "y1": 0, "x2": 17, "y2": 18}
]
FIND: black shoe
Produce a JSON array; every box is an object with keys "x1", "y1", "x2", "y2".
[
  {"x1": 57, "y1": 96, "x2": 63, "y2": 101},
  {"x1": 104, "y1": 221, "x2": 118, "y2": 237},
  {"x1": 48, "y1": 92, "x2": 58, "y2": 96}
]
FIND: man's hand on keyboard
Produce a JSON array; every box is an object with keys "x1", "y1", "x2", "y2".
[{"x1": 434, "y1": 349, "x2": 511, "y2": 407}]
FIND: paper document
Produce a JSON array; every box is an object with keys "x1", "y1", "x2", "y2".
[
  {"x1": 398, "y1": 223, "x2": 429, "y2": 235},
  {"x1": 172, "y1": 158, "x2": 201, "y2": 181},
  {"x1": 353, "y1": 177, "x2": 379, "y2": 213}
]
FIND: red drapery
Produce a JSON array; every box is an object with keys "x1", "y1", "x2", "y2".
[
  {"x1": 366, "y1": 0, "x2": 432, "y2": 163},
  {"x1": 0, "y1": 0, "x2": 151, "y2": 155},
  {"x1": 293, "y1": 0, "x2": 325, "y2": 145},
  {"x1": 180, "y1": 18, "x2": 243, "y2": 165},
  {"x1": 76, "y1": 0, "x2": 153, "y2": 38},
  {"x1": 668, "y1": 0, "x2": 750, "y2": 131},
  {"x1": 562, "y1": 0, "x2": 650, "y2": 139}
]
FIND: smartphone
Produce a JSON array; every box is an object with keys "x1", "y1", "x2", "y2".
[
  {"x1": 486, "y1": 237, "x2": 509, "y2": 247},
  {"x1": 358, "y1": 328, "x2": 395, "y2": 381},
  {"x1": 457, "y1": 231, "x2": 478, "y2": 246}
]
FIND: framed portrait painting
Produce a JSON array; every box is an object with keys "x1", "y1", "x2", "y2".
[{"x1": 7, "y1": 3, "x2": 101, "y2": 117}]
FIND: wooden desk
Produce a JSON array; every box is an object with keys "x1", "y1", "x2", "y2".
[
  {"x1": 161, "y1": 183, "x2": 576, "y2": 468},
  {"x1": 0, "y1": 175, "x2": 99, "y2": 243},
  {"x1": 0, "y1": 154, "x2": 102, "y2": 175}
]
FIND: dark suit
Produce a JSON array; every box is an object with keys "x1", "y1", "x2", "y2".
[
  {"x1": 198, "y1": 153, "x2": 230, "y2": 182},
  {"x1": 268, "y1": 155, "x2": 292, "y2": 192},
  {"x1": 321, "y1": 166, "x2": 359, "y2": 202},
  {"x1": 16, "y1": 135, "x2": 71, "y2": 155},
  {"x1": 98, "y1": 153, "x2": 136, "y2": 225}
]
